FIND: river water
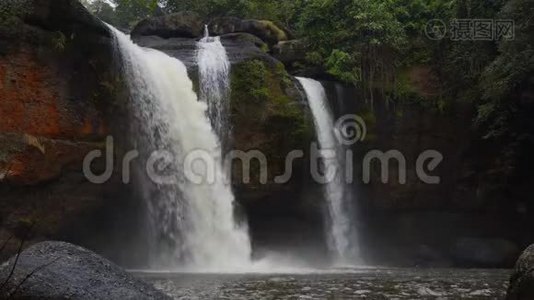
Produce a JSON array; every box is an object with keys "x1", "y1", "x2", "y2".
[{"x1": 136, "y1": 268, "x2": 510, "y2": 299}]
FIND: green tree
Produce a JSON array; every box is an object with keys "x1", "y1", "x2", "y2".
[
  {"x1": 476, "y1": 0, "x2": 534, "y2": 154},
  {"x1": 242, "y1": 0, "x2": 304, "y2": 29},
  {"x1": 162, "y1": 0, "x2": 247, "y2": 18},
  {"x1": 298, "y1": 0, "x2": 407, "y2": 104}
]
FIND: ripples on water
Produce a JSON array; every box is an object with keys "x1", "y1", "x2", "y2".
[{"x1": 136, "y1": 268, "x2": 510, "y2": 299}]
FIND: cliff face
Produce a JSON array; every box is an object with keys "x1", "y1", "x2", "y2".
[
  {"x1": 1, "y1": 2, "x2": 529, "y2": 268},
  {"x1": 0, "y1": 0, "x2": 142, "y2": 264},
  {"x1": 1, "y1": 4, "x2": 323, "y2": 263},
  {"x1": 321, "y1": 81, "x2": 528, "y2": 267}
]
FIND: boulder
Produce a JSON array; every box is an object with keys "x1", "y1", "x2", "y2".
[
  {"x1": 451, "y1": 238, "x2": 519, "y2": 267},
  {"x1": 507, "y1": 244, "x2": 534, "y2": 300},
  {"x1": 131, "y1": 13, "x2": 289, "y2": 46},
  {"x1": 131, "y1": 11, "x2": 203, "y2": 39},
  {"x1": 1, "y1": 0, "x2": 109, "y2": 39},
  {"x1": 0, "y1": 241, "x2": 169, "y2": 299},
  {"x1": 272, "y1": 39, "x2": 308, "y2": 65},
  {"x1": 210, "y1": 18, "x2": 289, "y2": 46},
  {"x1": 133, "y1": 30, "x2": 277, "y2": 69},
  {"x1": 132, "y1": 35, "x2": 199, "y2": 67},
  {"x1": 220, "y1": 32, "x2": 268, "y2": 52}
]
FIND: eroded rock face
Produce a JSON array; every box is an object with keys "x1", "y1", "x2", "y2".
[
  {"x1": 272, "y1": 39, "x2": 308, "y2": 72},
  {"x1": 320, "y1": 82, "x2": 530, "y2": 267},
  {"x1": 0, "y1": 0, "x2": 116, "y2": 183},
  {"x1": 507, "y1": 244, "x2": 534, "y2": 300},
  {"x1": 0, "y1": 241, "x2": 169, "y2": 299},
  {"x1": 0, "y1": 0, "x2": 138, "y2": 264},
  {"x1": 228, "y1": 59, "x2": 324, "y2": 257}
]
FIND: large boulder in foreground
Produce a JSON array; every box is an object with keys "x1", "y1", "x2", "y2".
[
  {"x1": 0, "y1": 241, "x2": 169, "y2": 299},
  {"x1": 507, "y1": 244, "x2": 534, "y2": 300}
]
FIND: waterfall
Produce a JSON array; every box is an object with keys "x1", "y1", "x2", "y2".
[
  {"x1": 297, "y1": 77, "x2": 360, "y2": 264},
  {"x1": 108, "y1": 25, "x2": 251, "y2": 271},
  {"x1": 197, "y1": 25, "x2": 231, "y2": 144}
]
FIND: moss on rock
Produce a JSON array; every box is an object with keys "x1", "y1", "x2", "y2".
[{"x1": 230, "y1": 59, "x2": 313, "y2": 184}]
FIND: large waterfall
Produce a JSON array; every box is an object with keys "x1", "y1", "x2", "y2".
[
  {"x1": 108, "y1": 26, "x2": 251, "y2": 271},
  {"x1": 197, "y1": 25, "x2": 231, "y2": 144},
  {"x1": 297, "y1": 77, "x2": 360, "y2": 264}
]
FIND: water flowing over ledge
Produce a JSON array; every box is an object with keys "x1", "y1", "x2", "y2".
[
  {"x1": 197, "y1": 25, "x2": 231, "y2": 145},
  {"x1": 297, "y1": 77, "x2": 361, "y2": 265},
  {"x1": 107, "y1": 25, "x2": 252, "y2": 272}
]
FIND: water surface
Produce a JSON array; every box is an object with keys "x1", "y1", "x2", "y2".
[{"x1": 136, "y1": 268, "x2": 510, "y2": 299}]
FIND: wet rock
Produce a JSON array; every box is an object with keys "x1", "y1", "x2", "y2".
[
  {"x1": 0, "y1": 0, "x2": 138, "y2": 264},
  {"x1": 2, "y1": 0, "x2": 109, "y2": 38},
  {"x1": 132, "y1": 35, "x2": 199, "y2": 67},
  {"x1": 0, "y1": 241, "x2": 170, "y2": 299},
  {"x1": 220, "y1": 35, "x2": 276, "y2": 66},
  {"x1": 132, "y1": 31, "x2": 274, "y2": 68},
  {"x1": 417, "y1": 286, "x2": 444, "y2": 297},
  {"x1": 272, "y1": 39, "x2": 308, "y2": 66},
  {"x1": 507, "y1": 244, "x2": 534, "y2": 300},
  {"x1": 131, "y1": 11, "x2": 203, "y2": 39},
  {"x1": 229, "y1": 58, "x2": 322, "y2": 261},
  {"x1": 132, "y1": 13, "x2": 289, "y2": 47},
  {"x1": 209, "y1": 18, "x2": 288, "y2": 46},
  {"x1": 220, "y1": 32, "x2": 268, "y2": 52}
]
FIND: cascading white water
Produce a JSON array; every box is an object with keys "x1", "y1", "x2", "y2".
[
  {"x1": 297, "y1": 77, "x2": 360, "y2": 264},
  {"x1": 197, "y1": 25, "x2": 231, "y2": 143},
  {"x1": 108, "y1": 25, "x2": 251, "y2": 271}
]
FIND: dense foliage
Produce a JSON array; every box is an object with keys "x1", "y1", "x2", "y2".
[{"x1": 81, "y1": 0, "x2": 304, "y2": 29}]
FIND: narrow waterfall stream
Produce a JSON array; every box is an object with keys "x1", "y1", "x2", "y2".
[
  {"x1": 197, "y1": 25, "x2": 231, "y2": 145},
  {"x1": 108, "y1": 26, "x2": 251, "y2": 271},
  {"x1": 297, "y1": 77, "x2": 360, "y2": 264}
]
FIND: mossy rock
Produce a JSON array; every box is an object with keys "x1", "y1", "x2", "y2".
[
  {"x1": 210, "y1": 17, "x2": 289, "y2": 47},
  {"x1": 230, "y1": 59, "x2": 314, "y2": 184},
  {"x1": 131, "y1": 11, "x2": 204, "y2": 38}
]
